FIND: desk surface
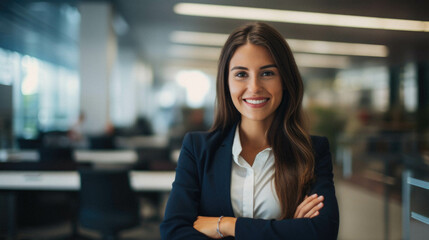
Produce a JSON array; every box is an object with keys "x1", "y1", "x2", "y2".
[
  {"x1": 1, "y1": 150, "x2": 139, "y2": 164},
  {"x1": 1, "y1": 149, "x2": 180, "y2": 164},
  {"x1": 0, "y1": 171, "x2": 175, "y2": 191}
]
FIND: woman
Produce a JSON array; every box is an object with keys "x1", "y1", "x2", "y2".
[{"x1": 160, "y1": 22, "x2": 339, "y2": 239}]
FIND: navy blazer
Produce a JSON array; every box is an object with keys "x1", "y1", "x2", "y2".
[{"x1": 160, "y1": 125, "x2": 339, "y2": 239}]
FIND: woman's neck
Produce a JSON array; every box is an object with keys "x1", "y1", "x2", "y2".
[{"x1": 239, "y1": 118, "x2": 272, "y2": 149}]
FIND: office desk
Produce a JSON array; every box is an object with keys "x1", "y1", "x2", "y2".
[
  {"x1": 0, "y1": 170, "x2": 175, "y2": 191},
  {"x1": 0, "y1": 170, "x2": 175, "y2": 238},
  {"x1": 1, "y1": 149, "x2": 139, "y2": 164}
]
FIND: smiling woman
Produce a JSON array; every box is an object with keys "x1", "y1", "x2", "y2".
[
  {"x1": 228, "y1": 44, "x2": 283, "y2": 126},
  {"x1": 160, "y1": 22, "x2": 339, "y2": 240}
]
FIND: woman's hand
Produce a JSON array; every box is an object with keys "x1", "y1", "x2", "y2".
[
  {"x1": 294, "y1": 194, "x2": 324, "y2": 219},
  {"x1": 193, "y1": 216, "x2": 237, "y2": 238}
]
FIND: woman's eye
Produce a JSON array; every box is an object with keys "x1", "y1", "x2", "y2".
[
  {"x1": 235, "y1": 72, "x2": 247, "y2": 78},
  {"x1": 261, "y1": 71, "x2": 274, "y2": 77}
]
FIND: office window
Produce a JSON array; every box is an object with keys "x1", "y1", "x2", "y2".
[
  {"x1": 0, "y1": 1, "x2": 80, "y2": 139},
  {"x1": 402, "y1": 63, "x2": 417, "y2": 112},
  {"x1": 0, "y1": 48, "x2": 15, "y2": 86},
  {"x1": 335, "y1": 66, "x2": 389, "y2": 112},
  {"x1": 0, "y1": 48, "x2": 80, "y2": 138}
]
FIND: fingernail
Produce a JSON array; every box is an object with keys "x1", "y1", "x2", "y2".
[
  {"x1": 311, "y1": 194, "x2": 317, "y2": 197},
  {"x1": 318, "y1": 195, "x2": 324, "y2": 200},
  {"x1": 318, "y1": 203, "x2": 323, "y2": 207}
]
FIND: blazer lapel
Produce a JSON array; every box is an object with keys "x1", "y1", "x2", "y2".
[{"x1": 212, "y1": 124, "x2": 237, "y2": 217}]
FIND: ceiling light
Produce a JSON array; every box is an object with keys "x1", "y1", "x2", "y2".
[
  {"x1": 287, "y1": 39, "x2": 388, "y2": 57},
  {"x1": 169, "y1": 45, "x2": 350, "y2": 69},
  {"x1": 169, "y1": 45, "x2": 221, "y2": 60},
  {"x1": 170, "y1": 31, "x2": 227, "y2": 46},
  {"x1": 170, "y1": 31, "x2": 388, "y2": 57},
  {"x1": 294, "y1": 53, "x2": 350, "y2": 69},
  {"x1": 174, "y1": 3, "x2": 429, "y2": 32}
]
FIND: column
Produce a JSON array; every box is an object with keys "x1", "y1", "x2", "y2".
[{"x1": 79, "y1": 2, "x2": 117, "y2": 134}]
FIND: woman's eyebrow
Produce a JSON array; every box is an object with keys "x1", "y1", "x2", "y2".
[
  {"x1": 230, "y1": 64, "x2": 277, "y2": 71},
  {"x1": 260, "y1": 64, "x2": 277, "y2": 69},
  {"x1": 230, "y1": 66, "x2": 248, "y2": 71}
]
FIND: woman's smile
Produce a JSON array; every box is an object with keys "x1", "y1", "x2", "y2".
[{"x1": 243, "y1": 97, "x2": 270, "y2": 108}]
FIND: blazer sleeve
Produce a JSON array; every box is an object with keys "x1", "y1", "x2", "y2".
[
  {"x1": 160, "y1": 133, "x2": 211, "y2": 240},
  {"x1": 235, "y1": 137, "x2": 340, "y2": 240}
]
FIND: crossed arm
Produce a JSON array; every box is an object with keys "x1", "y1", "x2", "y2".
[
  {"x1": 160, "y1": 134, "x2": 339, "y2": 240},
  {"x1": 194, "y1": 194, "x2": 325, "y2": 238}
]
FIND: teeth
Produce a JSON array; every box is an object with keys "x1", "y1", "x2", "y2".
[{"x1": 245, "y1": 99, "x2": 268, "y2": 104}]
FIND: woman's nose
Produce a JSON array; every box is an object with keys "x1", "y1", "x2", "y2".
[{"x1": 248, "y1": 76, "x2": 262, "y2": 93}]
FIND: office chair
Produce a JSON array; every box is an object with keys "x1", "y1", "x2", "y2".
[
  {"x1": 78, "y1": 169, "x2": 140, "y2": 240},
  {"x1": 14, "y1": 148, "x2": 77, "y2": 230},
  {"x1": 17, "y1": 137, "x2": 42, "y2": 149},
  {"x1": 88, "y1": 135, "x2": 116, "y2": 149},
  {"x1": 134, "y1": 145, "x2": 177, "y2": 171},
  {"x1": 38, "y1": 147, "x2": 74, "y2": 163}
]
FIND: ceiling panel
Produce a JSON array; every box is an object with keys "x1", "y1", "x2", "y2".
[{"x1": 115, "y1": 0, "x2": 429, "y2": 71}]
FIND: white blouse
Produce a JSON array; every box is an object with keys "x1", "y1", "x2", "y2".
[{"x1": 230, "y1": 126, "x2": 282, "y2": 220}]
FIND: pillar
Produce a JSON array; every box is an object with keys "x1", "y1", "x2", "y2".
[{"x1": 79, "y1": 2, "x2": 117, "y2": 134}]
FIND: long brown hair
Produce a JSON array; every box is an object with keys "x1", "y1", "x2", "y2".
[{"x1": 211, "y1": 22, "x2": 315, "y2": 219}]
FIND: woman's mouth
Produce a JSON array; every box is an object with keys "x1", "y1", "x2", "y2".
[{"x1": 243, "y1": 98, "x2": 269, "y2": 108}]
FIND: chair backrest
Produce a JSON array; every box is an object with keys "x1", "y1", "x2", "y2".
[
  {"x1": 17, "y1": 137, "x2": 42, "y2": 149},
  {"x1": 38, "y1": 147, "x2": 74, "y2": 163},
  {"x1": 78, "y1": 169, "x2": 139, "y2": 235},
  {"x1": 136, "y1": 146, "x2": 176, "y2": 170},
  {"x1": 89, "y1": 135, "x2": 116, "y2": 149}
]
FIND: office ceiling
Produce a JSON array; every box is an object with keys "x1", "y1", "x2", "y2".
[
  {"x1": 113, "y1": 0, "x2": 429, "y2": 81},
  {"x1": 1, "y1": 0, "x2": 429, "y2": 82}
]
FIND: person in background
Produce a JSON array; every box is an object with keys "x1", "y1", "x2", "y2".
[
  {"x1": 161, "y1": 22, "x2": 339, "y2": 239},
  {"x1": 68, "y1": 112, "x2": 87, "y2": 148}
]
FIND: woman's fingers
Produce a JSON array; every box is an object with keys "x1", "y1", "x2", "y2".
[
  {"x1": 310, "y1": 211, "x2": 320, "y2": 218},
  {"x1": 304, "y1": 202, "x2": 324, "y2": 218},
  {"x1": 294, "y1": 194, "x2": 317, "y2": 218},
  {"x1": 301, "y1": 196, "x2": 324, "y2": 218},
  {"x1": 294, "y1": 194, "x2": 324, "y2": 218},
  {"x1": 301, "y1": 195, "x2": 324, "y2": 215},
  {"x1": 295, "y1": 195, "x2": 314, "y2": 218}
]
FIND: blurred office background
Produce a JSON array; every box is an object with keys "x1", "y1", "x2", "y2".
[{"x1": 0, "y1": 0, "x2": 429, "y2": 239}]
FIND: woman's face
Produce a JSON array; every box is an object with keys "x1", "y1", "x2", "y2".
[{"x1": 228, "y1": 43, "x2": 283, "y2": 125}]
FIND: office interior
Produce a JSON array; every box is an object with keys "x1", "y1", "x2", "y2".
[{"x1": 0, "y1": 0, "x2": 428, "y2": 239}]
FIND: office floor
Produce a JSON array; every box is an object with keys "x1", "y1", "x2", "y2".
[
  {"x1": 9, "y1": 173, "x2": 402, "y2": 240},
  {"x1": 337, "y1": 178, "x2": 402, "y2": 240}
]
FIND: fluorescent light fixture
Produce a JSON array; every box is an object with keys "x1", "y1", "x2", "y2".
[
  {"x1": 169, "y1": 45, "x2": 221, "y2": 60},
  {"x1": 287, "y1": 39, "x2": 388, "y2": 57},
  {"x1": 294, "y1": 53, "x2": 350, "y2": 69},
  {"x1": 170, "y1": 31, "x2": 228, "y2": 46},
  {"x1": 169, "y1": 45, "x2": 350, "y2": 69},
  {"x1": 170, "y1": 31, "x2": 388, "y2": 57},
  {"x1": 174, "y1": 3, "x2": 429, "y2": 32}
]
